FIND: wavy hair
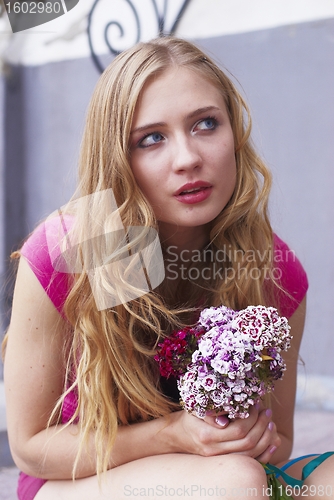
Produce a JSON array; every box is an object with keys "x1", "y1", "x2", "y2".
[{"x1": 50, "y1": 36, "x2": 276, "y2": 477}]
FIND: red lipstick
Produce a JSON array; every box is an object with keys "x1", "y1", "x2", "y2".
[{"x1": 174, "y1": 181, "x2": 212, "y2": 204}]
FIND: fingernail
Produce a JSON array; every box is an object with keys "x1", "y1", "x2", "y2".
[
  {"x1": 269, "y1": 446, "x2": 277, "y2": 454},
  {"x1": 215, "y1": 416, "x2": 229, "y2": 427},
  {"x1": 268, "y1": 421, "x2": 274, "y2": 431},
  {"x1": 266, "y1": 409, "x2": 272, "y2": 418}
]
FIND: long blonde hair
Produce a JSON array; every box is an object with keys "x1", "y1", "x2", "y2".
[{"x1": 51, "y1": 36, "x2": 275, "y2": 476}]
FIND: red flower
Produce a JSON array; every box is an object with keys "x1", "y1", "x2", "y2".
[{"x1": 155, "y1": 326, "x2": 204, "y2": 378}]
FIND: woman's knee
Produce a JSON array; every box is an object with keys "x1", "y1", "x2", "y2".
[
  {"x1": 191, "y1": 454, "x2": 268, "y2": 497},
  {"x1": 218, "y1": 455, "x2": 267, "y2": 484}
]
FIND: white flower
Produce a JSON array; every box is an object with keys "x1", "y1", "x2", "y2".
[
  {"x1": 200, "y1": 375, "x2": 217, "y2": 391},
  {"x1": 198, "y1": 337, "x2": 214, "y2": 357}
]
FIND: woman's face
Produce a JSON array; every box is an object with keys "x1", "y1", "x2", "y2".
[{"x1": 130, "y1": 66, "x2": 237, "y2": 246}]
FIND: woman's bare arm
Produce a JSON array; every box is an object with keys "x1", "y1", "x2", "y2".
[{"x1": 269, "y1": 296, "x2": 307, "y2": 464}]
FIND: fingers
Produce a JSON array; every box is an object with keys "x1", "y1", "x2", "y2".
[
  {"x1": 214, "y1": 405, "x2": 260, "y2": 441},
  {"x1": 200, "y1": 405, "x2": 261, "y2": 445},
  {"x1": 203, "y1": 404, "x2": 259, "y2": 430},
  {"x1": 234, "y1": 410, "x2": 281, "y2": 462},
  {"x1": 178, "y1": 406, "x2": 280, "y2": 459},
  {"x1": 254, "y1": 417, "x2": 281, "y2": 463},
  {"x1": 195, "y1": 406, "x2": 262, "y2": 455},
  {"x1": 252, "y1": 418, "x2": 281, "y2": 462},
  {"x1": 214, "y1": 407, "x2": 278, "y2": 456}
]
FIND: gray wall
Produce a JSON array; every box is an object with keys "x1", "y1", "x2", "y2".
[
  {"x1": 0, "y1": 17, "x2": 333, "y2": 378},
  {"x1": 0, "y1": 73, "x2": 5, "y2": 380},
  {"x1": 1, "y1": 58, "x2": 99, "y2": 337},
  {"x1": 0, "y1": 74, "x2": 5, "y2": 341}
]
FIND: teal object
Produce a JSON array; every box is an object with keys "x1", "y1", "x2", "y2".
[
  {"x1": 265, "y1": 451, "x2": 334, "y2": 487},
  {"x1": 263, "y1": 452, "x2": 334, "y2": 499}
]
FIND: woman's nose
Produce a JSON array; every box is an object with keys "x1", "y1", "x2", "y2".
[{"x1": 171, "y1": 136, "x2": 202, "y2": 172}]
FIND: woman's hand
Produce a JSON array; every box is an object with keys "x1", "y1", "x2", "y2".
[{"x1": 168, "y1": 406, "x2": 281, "y2": 463}]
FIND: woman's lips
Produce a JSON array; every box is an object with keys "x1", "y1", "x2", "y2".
[{"x1": 174, "y1": 186, "x2": 213, "y2": 204}]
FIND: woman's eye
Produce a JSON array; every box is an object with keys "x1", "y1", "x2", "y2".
[
  {"x1": 139, "y1": 132, "x2": 164, "y2": 148},
  {"x1": 195, "y1": 117, "x2": 218, "y2": 131}
]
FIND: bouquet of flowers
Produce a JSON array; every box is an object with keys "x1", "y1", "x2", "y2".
[
  {"x1": 155, "y1": 304, "x2": 293, "y2": 500},
  {"x1": 155, "y1": 304, "x2": 291, "y2": 418}
]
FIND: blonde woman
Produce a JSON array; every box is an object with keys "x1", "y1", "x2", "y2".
[{"x1": 3, "y1": 37, "x2": 333, "y2": 500}]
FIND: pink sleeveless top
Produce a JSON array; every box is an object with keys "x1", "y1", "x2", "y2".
[{"x1": 17, "y1": 216, "x2": 308, "y2": 499}]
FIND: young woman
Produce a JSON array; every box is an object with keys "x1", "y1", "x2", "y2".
[{"x1": 3, "y1": 36, "x2": 333, "y2": 500}]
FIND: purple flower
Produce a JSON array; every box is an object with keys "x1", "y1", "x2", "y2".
[{"x1": 156, "y1": 304, "x2": 291, "y2": 419}]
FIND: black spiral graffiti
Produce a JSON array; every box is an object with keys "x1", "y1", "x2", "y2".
[{"x1": 87, "y1": 0, "x2": 191, "y2": 73}]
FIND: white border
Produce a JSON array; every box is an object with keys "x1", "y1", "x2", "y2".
[{"x1": 1, "y1": 0, "x2": 334, "y2": 66}]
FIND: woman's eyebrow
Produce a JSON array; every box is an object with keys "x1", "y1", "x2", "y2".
[
  {"x1": 187, "y1": 105, "x2": 221, "y2": 119},
  {"x1": 130, "y1": 106, "x2": 221, "y2": 135},
  {"x1": 131, "y1": 122, "x2": 166, "y2": 135}
]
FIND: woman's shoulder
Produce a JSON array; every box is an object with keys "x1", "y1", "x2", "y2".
[
  {"x1": 271, "y1": 234, "x2": 308, "y2": 318},
  {"x1": 21, "y1": 214, "x2": 74, "y2": 314}
]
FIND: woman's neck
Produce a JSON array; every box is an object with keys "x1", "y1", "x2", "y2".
[{"x1": 158, "y1": 222, "x2": 211, "y2": 255}]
